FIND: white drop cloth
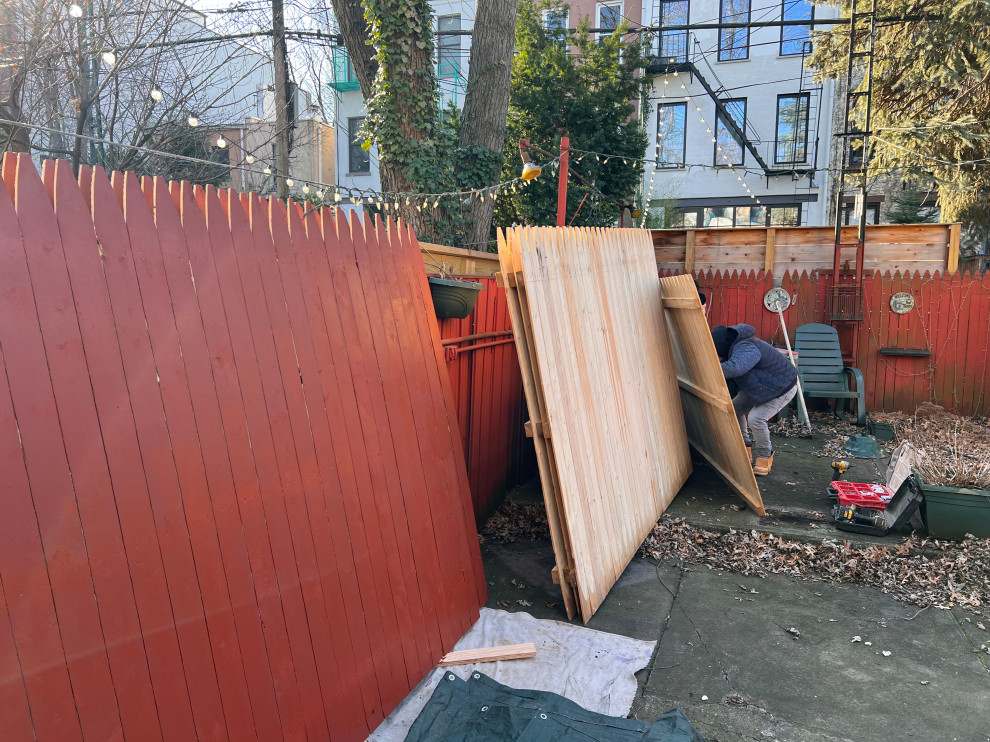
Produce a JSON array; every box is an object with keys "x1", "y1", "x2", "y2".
[{"x1": 367, "y1": 608, "x2": 656, "y2": 741}]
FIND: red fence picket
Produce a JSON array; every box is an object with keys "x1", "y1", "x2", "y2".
[
  {"x1": 0, "y1": 155, "x2": 484, "y2": 741},
  {"x1": 437, "y1": 277, "x2": 535, "y2": 522},
  {"x1": 678, "y1": 268, "x2": 990, "y2": 416}
]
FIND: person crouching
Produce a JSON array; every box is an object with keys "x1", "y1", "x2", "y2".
[{"x1": 711, "y1": 324, "x2": 797, "y2": 476}]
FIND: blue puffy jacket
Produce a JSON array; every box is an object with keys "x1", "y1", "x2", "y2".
[{"x1": 720, "y1": 324, "x2": 797, "y2": 405}]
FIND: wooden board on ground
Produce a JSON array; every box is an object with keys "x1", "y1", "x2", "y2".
[
  {"x1": 658, "y1": 274, "x2": 765, "y2": 514},
  {"x1": 438, "y1": 643, "x2": 537, "y2": 666},
  {"x1": 499, "y1": 227, "x2": 693, "y2": 623}
]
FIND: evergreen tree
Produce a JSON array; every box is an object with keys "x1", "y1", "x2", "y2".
[
  {"x1": 887, "y1": 189, "x2": 937, "y2": 224},
  {"x1": 808, "y1": 0, "x2": 990, "y2": 227},
  {"x1": 492, "y1": 1, "x2": 652, "y2": 232}
]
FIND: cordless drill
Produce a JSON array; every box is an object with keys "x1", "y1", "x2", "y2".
[{"x1": 831, "y1": 460, "x2": 849, "y2": 481}]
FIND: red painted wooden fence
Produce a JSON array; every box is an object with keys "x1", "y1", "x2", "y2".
[
  {"x1": 678, "y1": 269, "x2": 990, "y2": 416},
  {"x1": 438, "y1": 277, "x2": 536, "y2": 522},
  {"x1": 0, "y1": 154, "x2": 484, "y2": 741}
]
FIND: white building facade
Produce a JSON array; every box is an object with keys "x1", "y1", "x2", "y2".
[
  {"x1": 640, "y1": 0, "x2": 838, "y2": 227},
  {"x1": 328, "y1": 0, "x2": 475, "y2": 208}
]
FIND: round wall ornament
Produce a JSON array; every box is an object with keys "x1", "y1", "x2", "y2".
[
  {"x1": 763, "y1": 287, "x2": 791, "y2": 312},
  {"x1": 889, "y1": 292, "x2": 915, "y2": 315}
]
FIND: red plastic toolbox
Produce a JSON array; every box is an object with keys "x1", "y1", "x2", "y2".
[{"x1": 827, "y1": 481, "x2": 895, "y2": 510}]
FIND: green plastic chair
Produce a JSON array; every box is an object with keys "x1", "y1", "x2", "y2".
[{"x1": 794, "y1": 323, "x2": 866, "y2": 425}]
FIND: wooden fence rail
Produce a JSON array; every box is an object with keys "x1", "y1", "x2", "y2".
[
  {"x1": 0, "y1": 155, "x2": 484, "y2": 741},
  {"x1": 438, "y1": 276, "x2": 534, "y2": 523},
  {"x1": 681, "y1": 268, "x2": 990, "y2": 416},
  {"x1": 654, "y1": 224, "x2": 961, "y2": 275}
]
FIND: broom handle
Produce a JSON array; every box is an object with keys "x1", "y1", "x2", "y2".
[{"x1": 775, "y1": 301, "x2": 812, "y2": 433}]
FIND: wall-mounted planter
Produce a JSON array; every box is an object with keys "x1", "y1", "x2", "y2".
[
  {"x1": 917, "y1": 475, "x2": 990, "y2": 540},
  {"x1": 428, "y1": 277, "x2": 485, "y2": 320}
]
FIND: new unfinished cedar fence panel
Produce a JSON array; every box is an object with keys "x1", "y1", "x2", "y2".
[
  {"x1": 654, "y1": 224, "x2": 958, "y2": 275},
  {"x1": 685, "y1": 268, "x2": 990, "y2": 417},
  {"x1": 658, "y1": 275, "x2": 765, "y2": 515},
  {"x1": 0, "y1": 154, "x2": 484, "y2": 741},
  {"x1": 500, "y1": 227, "x2": 692, "y2": 623}
]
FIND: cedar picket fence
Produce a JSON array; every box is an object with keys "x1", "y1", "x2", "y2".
[
  {"x1": 686, "y1": 269, "x2": 990, "y2": 417},
  {"x1": 0, "y1": 155, "x2": 484, "y2": 742}
]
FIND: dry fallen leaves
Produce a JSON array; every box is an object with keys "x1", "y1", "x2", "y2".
[
  {"x1": 481, "y1": 500, "x2": 551, "y2": 543},
  {"x1": 642, "y1": 516, "x2": 990, "y2": 611}
]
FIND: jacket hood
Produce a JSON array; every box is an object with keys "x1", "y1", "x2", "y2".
[{"x1": 730, "y1": 324, "x2": 756, "y2": 341}]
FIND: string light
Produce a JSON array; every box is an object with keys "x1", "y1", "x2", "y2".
[
  {"x1": 69, "y1": 4, "x2": 83, "y2": 17},
  {"x1": 285, "y1": 178, "x2": 294, "y2": 186},
  {"x1": 245, "y1": 155, "x2": 255, "y2": 164},
  {"x1": 215, "y1": 136, "x2": 227, "y2": 149},
  {"x1": 150, "y1": 88, "x2": 163, "y2": 102},
  {"x1": 187, "y1": 116, "x2": 199, "y2": 127},
  {"x1": 302, "y1": 185, "x2": 310, "y2": 194},
  {"x1": 263, "y1": 166, "x2": 271, "y2": 175},
  {"x1": 101, "y1": 51, "x2": 116, "y2": 66}
]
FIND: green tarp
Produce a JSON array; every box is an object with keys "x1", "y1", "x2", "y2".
[{"x1": 406, "y1": 672, "x2": 706, "y2": 741}]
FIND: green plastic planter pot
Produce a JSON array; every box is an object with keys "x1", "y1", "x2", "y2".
[
  {"x1": 867, "y1": 415, "x2": 896, "y2": 441},
  {"x1": 428, "y1": 277, "x2": 485, "y2": 320},
  {"x1": 917, "y1": 475, "x2": 990, "y2": 540}
]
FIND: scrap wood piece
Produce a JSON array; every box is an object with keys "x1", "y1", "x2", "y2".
[
  {"x1": 438, "y1": 643, "x2": 537, "y2": 666},
  {"x1": 659, "y1": 273, "x2": 765, "y2": 515},
  {"x1": 499, "y1": 226, "x2": 692, "y2": 624}
]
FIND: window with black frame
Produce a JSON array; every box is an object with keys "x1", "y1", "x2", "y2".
[
  {"x1": 656, "y1": 0, "x2": 689, "y2": 62},
  {"x1": 348, "y1": 117, "x2": 370, "y2": 174},
  {"x1": 768, "y1": 204, "x2": 801, "y2": 226},
  {"x1": 775, "y1": 93, "x2": 810, "y2": 164},
  {"x1": 780, "y1": 0, "x2": 813, "y2": 55},
  {"x1": 657, "y1": 102, "x2": 687, "y2": 168},
  {"x1": 719, "y1": 0, "x2": 750, "y2": 60},
  {"x1": 714, "y1": 99, "x2": 746, "y2": 166}
]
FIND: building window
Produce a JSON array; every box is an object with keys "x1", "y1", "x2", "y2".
[
  {"x1": 656, "y1": 102, "x2": 687, "y2": 168},
  {"x1": 842, "y1": 203, "x2": 880, "y2": 225},
  {"x1": 438, "y1": 15, "x2": 461, "y2": 78},
  {"x1": 780, "y1": 0, "x2": 813, "y2": 56},
  {"x1": 775, "y1": 93, "x2": 810, "y2": 164},
  {"x1": 656, "y1": 0, "x2": 689, "y2": 62},
  {"x1": 719, "y1": 0, "x2": 750, "y2": 60},
  {"x1": 544, "y1": 7, "x2": 569, "y2": 44},
  {"x1": 714, "y1": 98, "x2": 746, "y2": 166},
  {"x1": 768, "y1": 204, "x2": 801, "y2": 225},
  {"x1": 348, "y1": 117, "x2": 370, "y2": 174},
  {"x1": 597, "y1": 2, "x2": 622, "y2": 42}
]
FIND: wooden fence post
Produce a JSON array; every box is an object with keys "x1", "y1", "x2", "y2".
[
  {"x1": 685, "y1": 230, "x2": 696, "y2": 273},
  {"x1": 764, "y1": 228, "x2": 776, "y2": 275},
  {"x1": 948, "y1": 223, "x2": 961, "y2": 274}
]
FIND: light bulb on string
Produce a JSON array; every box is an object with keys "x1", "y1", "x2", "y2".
[
  {"x1": 334, "y1": 192, "x2": 342, "y2": 202},
  {"x1": 302, "y1": 185, "x2": 310, "y2": 194},
  {"x1": 188, "y1": 116, "x2": 199, "y2": 127},
  {"x1": 102, "y1": 51, "x2": 116, "y2": 67},
  {"x1": 69, "y1": 4, "x2": 83, "y2": 17},
  {"x1": 316, "y1": 190, "x2": 324, "y2": 199},
  {"x1": 245, "y1": 155, "x2": 255, "y2": 164},
  {"x1": 285, "y1": 178, "x2": 294, "y2": 187},
  {"x1": 215, "y1": 136, "x2": 227, "y2": 149},
  {"x1": 150, "y1": 88, "x2": 163, "y2": 102}
]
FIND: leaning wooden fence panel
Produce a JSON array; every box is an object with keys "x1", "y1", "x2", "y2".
[
  {"x1": 499, "y1": 226, "x2": 692, "y2": 623},
  {"x1": 658, "y1": 274, "x2": 765, "y2": 514},
  {"x1": 0, "y1": 154, "x2": 484, "y2": 741}
]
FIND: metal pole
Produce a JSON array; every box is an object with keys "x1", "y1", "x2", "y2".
[
  {"x1": 775, "y1": 300, "x2": 812, "y2": 433},
  {"x1": 557, "y1": 135, "x2": 569, "y2": 227}
]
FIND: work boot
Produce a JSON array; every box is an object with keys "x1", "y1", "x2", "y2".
[{"x1": 753, "y1": 452, "x2": 774, "y2": 477}]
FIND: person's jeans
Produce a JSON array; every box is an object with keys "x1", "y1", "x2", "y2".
[{"x1": 732, "y1": 385, "x2": 798, "y2": 458}]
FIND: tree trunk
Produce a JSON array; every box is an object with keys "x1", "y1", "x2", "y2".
[
  {"x1": 329, "y1": 0, "x2": 439, "y2": 240},
  {"x1": 457, "y1": 0, "x2": 518, "y2": 251}
]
